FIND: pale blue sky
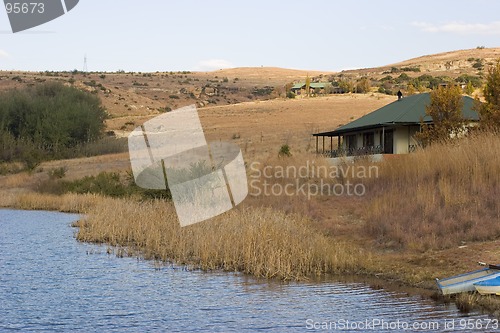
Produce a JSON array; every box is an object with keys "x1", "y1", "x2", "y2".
[{"x1": 1, "y1": 0, "x2": 499, "y2": 72}]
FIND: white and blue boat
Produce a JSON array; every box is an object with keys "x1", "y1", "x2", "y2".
[
  {"x1": 436, "y1": 265, "x2": 500, "y2": 295},
  {"x1": 474, "y1": 276, "x2": 500, "y2": 295}
]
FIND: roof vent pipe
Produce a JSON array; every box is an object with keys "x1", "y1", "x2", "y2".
[{"x1": 397, "y1": 90, "x2": 403, "y2": 101}]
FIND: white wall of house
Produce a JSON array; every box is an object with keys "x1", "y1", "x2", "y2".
[
  {"x1": 394, "y1": 127, "x2": 409, "y2": 154},
  {"x1": 393, "y1": 126, "x2": 420, "y2": 154}
]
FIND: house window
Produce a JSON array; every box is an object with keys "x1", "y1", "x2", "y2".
[{"x1": 363, "y1": 132, "x2": 374, "y2": 147}]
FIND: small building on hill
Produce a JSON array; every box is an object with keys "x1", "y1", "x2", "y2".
[
  {"x1": 313, "y1": 93, "x2": 479, "y2": 157},
  {"x1": 291, "y1": 82, "x2": 333, "y2": 95}
]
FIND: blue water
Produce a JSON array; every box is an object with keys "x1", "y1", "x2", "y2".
[{"x1": 0, "y1": 209, "x2": 495, "y2": 332}]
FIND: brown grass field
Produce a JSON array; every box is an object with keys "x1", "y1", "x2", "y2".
[
  {"x1": 2, "y1": 47, "x2": 500, "y2": 314},
  {"x1": 108, "y1": 93, "x2": 395, "y2": 155}
]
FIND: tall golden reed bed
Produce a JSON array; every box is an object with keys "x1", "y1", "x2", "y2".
[
  {"x1": 366, "y1": 132, "x2": 500, "y2": 251},
  {"x1": 77, "y1": 199, "x2": 368, "y2": 280},
  {"x1": 2, "y1": 191, "x2": 368, "y2": 281}
]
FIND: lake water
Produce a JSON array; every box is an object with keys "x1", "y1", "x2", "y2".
[{"x1": 0, "y1": 209, "x2": 496, "y2": 332}]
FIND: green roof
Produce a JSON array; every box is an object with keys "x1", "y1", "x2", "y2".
[
  {"x1": 310, "y1": 82, "x2": 327, "y2": 89},
  {"x1": 291, "y1": 82, "x2": 329, "y2": 89},
  {"x1": 314, "y1": 93, "x2": 479, "y2": 136}
]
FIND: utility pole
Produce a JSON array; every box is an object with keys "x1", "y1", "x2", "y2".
[{"x1": 83, "y1": 54, "x2": 88, "y2": 73}]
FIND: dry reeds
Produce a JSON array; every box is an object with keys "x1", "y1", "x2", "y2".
[
  {"x1": 76, "y1": 198, "x2": 369, "y2": 280},
  {"x1": 0, "y1": 171, "x2": 32, "y2": 188},
  {"x1": 5, "y1": 192, "x2": 102, "y2": 213},
  {"x1": 455, "y1": 292, "x2": 500, "y2": 315},
  {"x1": 246, "y1": 151, "x2": 346, "y2": 216},
  {"x1": 365, "y1": 132, "x2": 500, "y2": 251}
]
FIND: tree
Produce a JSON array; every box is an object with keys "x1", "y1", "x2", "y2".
[
  {"x1": 0, "y1": 82, "x2": 107, "y2": 163},
  {"x1": 406, "y1": 83, "x2": 416, "y2": 96},
  {"x1": 475, "y1": 60, "x2": 500, "y2": 130},
  {"x1": 356, "y1": 77, "x2": 371, "y2": 94},
  {"x1": 338, "y1": 79, "x2": 354, "y2": 94},
  {"x1": 416, "y1": 85, "x2": 465, "y2": 145},
  {"x1": 273, "y1": 86, "x2": 284, "y2": 98},
  {"x1": 465, "y1": 81, "x2": 474, "y2": 95},
  {"x1": 305, "y1": 75, "x2": 311, "y2": 97},
  {"x1": 284, "y1": 82, "x2": 294, "y2": 98}
]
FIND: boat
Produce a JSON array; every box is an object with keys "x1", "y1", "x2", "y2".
[
  {"x1": 436, "y1": 265, "x2": 500, "y2": 295},
  {"x1": 474, "y1": 276, "x2": 500, "y2": 295}
]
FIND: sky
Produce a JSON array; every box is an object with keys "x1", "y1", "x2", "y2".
[{"x1": 1, "y1": 0, "x2": 500, "y2": 72}]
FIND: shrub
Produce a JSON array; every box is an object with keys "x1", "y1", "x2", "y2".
[
  {"x1": 74, "y1": 137, "x2": 128, "y2": 157},
  {"x1": 0, "y1": 82, "x2": 107, "y2": 163},
  {"x1": 252, "y1": 86, "x2": 274, "y2": 96},
  {"x1": 278, "y1": 144, "x2": 291, "y2": 157},
  {"x1": 379, "y1": 75, "x2": 393, "y2": 82},
  {"x1": 338, "y1": 80, "x2": 354, "y2": 93},
  {"x1": 455, "y1": 74, "x2": 482, "y2": 88},
  {"x1": 395, "y1": 73, "x2": 410, "y2": 83},
  {"x1": 400, "y1": 66, "x2": 421, "y2": 72},
  {"x1": 465, "y1": 82, "x2": 474, "y2": 95},
  {"x1": 356, "y1": 77, "x2": 371, "y2": 94},
  {"x1": 472, "y1": 59, "x2": 484, "y2": 70},
  {"x1": 48, "y1": 167, "x2": 67, "y2": 179},
  {"x1": 62, "y1": 172, "x2": 129, "y2": 198},
  {"x1": 22, "y1": 149, "x2": 42, "y2": 171}
]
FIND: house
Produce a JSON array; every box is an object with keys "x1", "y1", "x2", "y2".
[
  {"x1": 290, "y1": 82, "x2": 332, "y2": 95},
  {"x1": 313, "y1": 93, "x2": 479, "y2": 157}
]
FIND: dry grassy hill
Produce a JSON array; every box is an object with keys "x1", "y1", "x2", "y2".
[
  {"x1": 338, "y1": 47, "x2": 500, "y2": 79},
  {"x1": 0, "y1": 67, "x2": 330, "y2": 120},
  {"x1": 0, "y1": 47, "x2": 498, "y2": 144}
]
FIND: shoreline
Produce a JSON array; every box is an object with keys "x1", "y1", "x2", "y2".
[{"x1": 2, "y1": 190, "x2": 499, "y2": 317}]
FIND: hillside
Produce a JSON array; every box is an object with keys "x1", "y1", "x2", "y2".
[
  {"x1": 0, "y1": 47, "x2": 498, "y2": 138},
  {"x1": 0, "y1": 67, "x2": 330, "y2": 121},
  {"x1": 339, "y1": 47, "x2": 500, "y2": 79}
]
